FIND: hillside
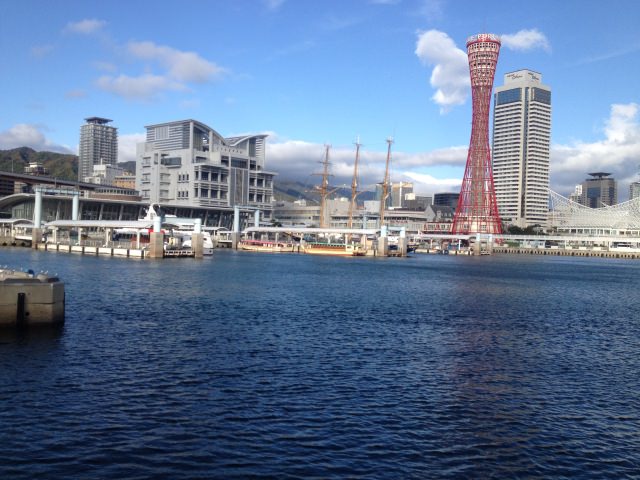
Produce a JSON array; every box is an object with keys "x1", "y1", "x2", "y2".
[
  {"x1": 0, "y1": 147, "x2": 78, "y2": 180},
  {"x1": 0, "y1": 147, "x2": 376, "y2": 202},
  {"x1": 273, "y1": 179, "x2": 376, "y2": 204},
  {"x1": 0, "y1": 147, "x2": 135, "y2": 181}
]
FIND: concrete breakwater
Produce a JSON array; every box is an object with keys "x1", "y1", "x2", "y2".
[{"x1": 0, "y1": 269, "x2": 65, "y2": 326}]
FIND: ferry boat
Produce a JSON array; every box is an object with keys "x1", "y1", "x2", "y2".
[
  {"x1": 180, "y1": 231, "x2": 214, "y2": 255},
  {"x1": 239, "y1": 239, "x2": 297, "y2": 253},
  {"x1": 302, "y1": 241, "x2": 366, "y2": 256}
]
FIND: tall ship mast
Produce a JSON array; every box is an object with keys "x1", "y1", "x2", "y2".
[
  {"x1": 347, "y1": 137, "x2": 362, "y2": 229},
  {"x1": 379, "y1": 137, "x2": 393, "y2": 227},
  {"x1": 313, "y1": 144, "x2": 333, "y2": 228}
]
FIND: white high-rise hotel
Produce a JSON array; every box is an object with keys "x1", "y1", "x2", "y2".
[
  {"x1": 492, "y1": 70, "x2": 551, "y2": 228},
  {"x1": 78, "y1": 117, "x2": 118, "y2": 183}
]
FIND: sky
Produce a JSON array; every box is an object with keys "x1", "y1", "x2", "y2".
[{"x1": 1, "y1": 0, "x2": 640, "y2": 199}]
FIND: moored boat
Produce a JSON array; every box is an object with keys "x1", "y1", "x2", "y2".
[
  {"x1": 239, "y1": 239, "x2": 297, "y2": 253},
  {"x1": 302, "y1": 241, "x2": 365, "y2": 256},
  {"x1": 180, "y1": 231, "x2": 214, "y2": 255}
]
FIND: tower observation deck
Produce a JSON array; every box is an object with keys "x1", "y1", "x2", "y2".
[{"x1": 452, "y1": 33, "x2": 503, "y2": 235}]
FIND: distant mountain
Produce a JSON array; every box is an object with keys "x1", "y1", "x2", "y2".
[
  {"x1": 118, "y1": 160, "x2": 136, "y2": 174},
  {"x1": 273, "y1": 180, "x2": 319, "y2": 203},
  {"x1": 0, "y1": 147, "x2": 135, "y2": 181},
  {"x1": 273, "y1": 179, "x2": 376, "y2": 204},
  {"x1": 1, "y1": 147, "x2": 377, "y2": 202},
  {"x1": 0, "y1": 147, "x2": 78, "y2": 180}
]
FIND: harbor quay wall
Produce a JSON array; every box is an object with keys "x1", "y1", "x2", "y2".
[
  {"x1": 35, "y1": 242, "x2": 146, "y2": 258},
  {"x1": 1, "y1": 236, "x2": 29, "y2": 247},
  {"x1": 492, "y1": 246, "x2": 640, "y2": 259}
]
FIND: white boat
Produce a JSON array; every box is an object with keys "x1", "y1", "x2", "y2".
[
  {"x1": 179, "y1": 231, "x2": 214, "y2": 255},
  {"x1": 239, "y1": 239, "x2": 297, "y2": 253},
  {"x1": 301, "y1": 241, "x2": 366, "y2": 256}
]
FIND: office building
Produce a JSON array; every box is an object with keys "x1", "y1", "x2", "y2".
[
  {"x1": 568, "y1": 185, "x2": 582, "y2": 204},
  {"x1": 434, "y1": 192, "x2": 460, "y2": 209},
  {"x1": 113, "y1": 174, "x2": 136, "y2": 190},
  {"x1": 136, "y1": 119, "x2": 275, "y2": 220},
  {"x1": 492, "y1": 69, "x2": 551, "y2": 228},
  {"x1": 375, "y1": 183, "x2": 392, "y2": 209},
  {"x1": 24, "y1": 162, "x2": 48, "y2": 176},
  {"x1": 403, "y1": 193, "x2": 432, "y2": 211},
  {"x1": 580, "y1": 172, "x2": 617, "y2": 208},
  {"x1": 78, "y1": 117, "x2": 118, "y2": 183},
  {"x1": 84, "y1": 164, "x2": 125, "y2": 185},
  {"x1": 630, "y1": 181, "x2": 640, "y2": 201},
  {"x1": 390, "y1": 182, "x2": 413, "y2": 208}
]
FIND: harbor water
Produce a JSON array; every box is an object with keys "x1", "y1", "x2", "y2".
[{"x1": 1, "y1": 248, "x2": 639, "y2": 478}]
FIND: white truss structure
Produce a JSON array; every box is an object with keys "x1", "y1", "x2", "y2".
[{"x1": 549, "y1": 190, "x2": 640, "y2": 234}]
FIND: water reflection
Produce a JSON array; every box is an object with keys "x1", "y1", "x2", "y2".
[
  {"x1": 0, "y1": 324, "x2": 64, "y2": 345},
  {"x1": 0, "y1": 248, "x2": 639, "y2": 479}
]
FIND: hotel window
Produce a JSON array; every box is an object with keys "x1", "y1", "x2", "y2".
[{"x1": 155, "y1": 126, "x2": 169, "y2": 140}]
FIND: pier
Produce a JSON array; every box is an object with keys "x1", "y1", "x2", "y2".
[{"x1": 0, "y1": 269, "x2": 65, "y2": 326}]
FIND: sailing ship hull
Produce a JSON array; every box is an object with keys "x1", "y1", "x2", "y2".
[
  {"x1": 239, "y1": 240, "x2": 296, "y2": 253},
  {"x1": 302, "y1": 243, "x2": 365, "y2": 256}
]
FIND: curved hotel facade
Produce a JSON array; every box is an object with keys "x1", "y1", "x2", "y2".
[{"x1": 137, "y1": 119, "x2": 276, "y2": 222}]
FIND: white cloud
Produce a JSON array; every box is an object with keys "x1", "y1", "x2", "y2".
[
  {"x1": 118, "y1": 133, "x2": 146, "y2": 163},
  {"x1": 264, "y1": 0, "x2": 285, "y2": 9},
  {"x1": 30, "y1": 44, "x2": 54, "y2": 58},
  {"x1": 572, "y1": 44, "x2": 640, "y2": 67},
  {"x1": 93, "y1": 61, "x2": 118, "y2": 72},
  {"x1": 179, "y1": 99, "x2": 201, "y2": 109},
  {"x1": 65, "y1": 89, "x2": 87, "y2": 99},
  {"x1": 268, "y1": 40, "x2": 316, "y2": 61},
  {"x1": 415, "y1": 30, "x2": 469, "y2": 113},
  {"x1": 266, "y1": 136, "x2": 467, "y2": 193},
  {"x1": 501, "y1": 29, "x2": 550, "y2": 52},
  {"x1": 392, "y1": 146, "x2": 467, "y2": 168},
  {"x1": 402, "y1": 171, "x2": 461, "y2": 194},
  {"x1": 96, "y1": 74, "x2": 186, "y2": 101},
  {"x1": 415, "y1": 29, "x2": 550, "y2": 113},
  {"x1": 418, "y1": 0, "x2": 444, "y2": 21},
  {"x1": 127, "y1": 41, "x2": 226, "y2": 83},
  {"x1": 551, "y1": 103, "x2": 640, "y2": 198},
  {"x1": 0, "y1": 124, "x2": 73, "y2": 153},
  {"x1": 64, "y1": 19, "x2": 106, "y2": 35},
  {"x1": 96, "y1": 42, "x2": 227, "y2": 100}
]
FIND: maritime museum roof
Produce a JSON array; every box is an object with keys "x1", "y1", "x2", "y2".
[{"x1": 549, "y1": 190, "x2": 640, "y2": 231}]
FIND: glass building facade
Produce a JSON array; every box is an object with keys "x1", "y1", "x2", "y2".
[{"x1": 492, "y1": 70, "x2": 551, "y2": 228}]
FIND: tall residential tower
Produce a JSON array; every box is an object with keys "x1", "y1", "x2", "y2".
[
  {"x1": 492, "y1": 70, "x2": 551, "y2": 228},
  {"x1": 78, "y1": 117, "x2": 118, "y2": 182}
]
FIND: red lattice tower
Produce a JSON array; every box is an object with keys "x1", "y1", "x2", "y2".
[{"x1": 451, "y1": 33, "x2": 503, "y2": 235}]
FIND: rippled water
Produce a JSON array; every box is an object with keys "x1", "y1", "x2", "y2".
[{"x1": 1, "y1": 248, "x2": 639, "y2": 478}]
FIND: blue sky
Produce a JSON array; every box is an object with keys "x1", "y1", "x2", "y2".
[{"x1": 1, "y1": 0, "x2": 640, "y2": 199}]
